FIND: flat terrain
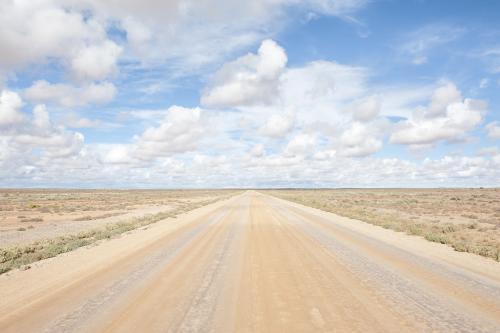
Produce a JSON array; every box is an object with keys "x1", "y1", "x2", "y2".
[
  {"x1": 0, "y1": 189, "x2": 235, "y2": 247},
  {"x1": 0, "y1": 191, "x2": 499, "y2": 332},
  {"x1": 268, "y1": 189, "x2": 500, "y2": 260}
]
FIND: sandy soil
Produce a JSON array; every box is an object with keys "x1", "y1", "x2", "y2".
[
  {"x1": 0, "y1": 191, "x2": 499, "y2": 332},
  {"x1": 0, "y1": 190, "x2": 233, "y2": 247},
  {"x1": 0, "y1": 203, "x2": 174, "y2": 247},
  {"x1": 266, "y1": 188, "x2": 500, "y2": 227},
  {"x1": 268, "y1": 189, "x2": 500, "y2": 260}
]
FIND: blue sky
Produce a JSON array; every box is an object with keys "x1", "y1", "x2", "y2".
[{"x1": 0, "y1": 0, "x2": 499, "y2": 188}]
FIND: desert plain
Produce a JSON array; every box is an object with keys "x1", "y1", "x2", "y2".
[{"x1": 0, "y1": 189, "x2": 499, "y2": 332}]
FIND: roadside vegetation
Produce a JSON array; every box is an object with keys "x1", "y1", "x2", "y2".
[
  {"x1": 0, "y1": 192, "x2": 238, "y2": 274},
  {"x1": 267, "y1": 189, "x2": 500, "y2": 261}
]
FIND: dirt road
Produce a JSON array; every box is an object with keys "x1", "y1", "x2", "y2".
[{"x1": 1, "y1": 191, "x2": 499, "y2": 332}]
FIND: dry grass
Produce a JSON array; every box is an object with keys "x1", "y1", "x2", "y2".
[
  {"x1": 0, "y1": 191, "x2": 238, "y2": 274},
  {"x1": 0, "y1": 189, "x2": 234, "y2": 214},
  {"x1": 266, "y1": 189, "x2": 500, "y2": 261},
  {"x1": 72, "y1": 212, "x2": 122, "y2": 221},
  {"x1": 0, "y1": 189, "x2": 238, "y2": 235},
  {"x1": 19, "y1": 217, "x2": 44, "y2": 223}
]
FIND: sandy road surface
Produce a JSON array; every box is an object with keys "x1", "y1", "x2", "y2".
[{"x1": 0, "y1": 191, "x2": 499, "y2": 332}]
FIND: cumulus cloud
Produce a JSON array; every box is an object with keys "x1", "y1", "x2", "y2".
[
  {"x1": 347, "y1": 95, "x2": 381, "y2": 121},
  {"x1": 24, "y1": 80, "x2": 116, "y2": 107},
  {"x1": 0, "y1": 1, "x2": 116, "y2": 78},
  {"x1": 280, "y1": 60, "x2": 368, "y2": 126},
  {"x1": 71, "y1": 41, "x2": 122, "y2": 81},
  {"x1": 21, "y1": 105, "x2": 85, "y2": 158},
  {"x1": 284, "y1": 133, "x2": 317, "y2": 157},
  {"x1": 0, "y1": 90, "x2": 25, "y2": 127},
  {"x1": 377, "y1": 84, "x2": 435, "y2": 119},
  {"x1": 276, "y1": 58, "x2": 384, "y2": 157},
  {"x1": 121, "y1": 17, "x2": 152, "y2": 53},
  {"x1": 0, "y1": 0, "x2": 369, "y2": 104},
  {"x1": 1, "y1": 2, "x2": 498, "y2": 188},
  {"x1": 178, "y1": 152, "x2": 500, "y2": 188},
  {"x1": 339, "y1": 122, "x2": 382, "y2": 157},
  {"x1": 102, "y1": 144, "x2": 136, "y2": 165},
  {"x1": 249, "y1": 144, "x2": 265, "y2": 157},
  {"x1": 79, "y1": 0, "x2": 365, "y2": 71},
  {"x1": 390, "y1": 84, "x2": 486, "y2": 147},
  {"x1": 4, "y1": 142, "x2": 500, "y2": 188},
  {"x1": 137, "y1": 106, "x2": 204, "y2": 155},
  {"x1": 260, "y1": 113, "x2": 295, "y2": 138},
  {"x1": 0, "y1": 90, "x2": 84, "y2": 160},
  {"x1": 103, "y1": 105, "x2": 205, "y2": 164},
  {"x1": 201, "y1": 39, "x2": 287, "y2": 108},
  {"x1": 0, "y1": 1, "x2": 123, "y2": 110},
  {"x1": 486, "y1": 121, "x2": 500, "y2": 139},
  {"x1": 200, "y1": 40, "x2": 384, "y2": 159},
  {"x1": 200, "y1": 39, "x2": 377, "y2": 163},
  {"x1": 2, "y1": 2, "x2": 383, "y2": 186},
  {"x1": 421, "y1": 155, "x2": 497, "y2": 180},
  {"x1": 427, "y1": 82, "x2": 462, "y2": 116}
]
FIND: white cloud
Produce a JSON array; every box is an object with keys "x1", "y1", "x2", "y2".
[
  {"x1": 0, "y1": 90, "x2": 25, "y2": 127},
  {"x1": 121, "y1": 17, "x2": 152, "y2": 54},
  {"x1": 86, "y1": 41, "x2": 495, "y2": 189},
  {"x1": 24, "y1": 80, "x2": 116, "y2": 107},
  {"x1": 0, "y1": 91, "x2": 85, "y2": 160},
  {"x1": 390, "y1": 108, "x2": 476, "y2": 146},
  {"x1": 118, "y1": 109, "x2": 169, "y2": 121},
  {"x1": 377, "y1": 84, "x2": 435, "y2": 119},
  {"x1": 81, "y1": 0, "x2": 365, "y2": 72},
  {"x1": 139, "y1": 82, "x2": 165, "y2": 96},
  {"x1": 201, "y1": 39, "x2": 287, "y2": 108},
  {"x1": 284, "y1": 133, "x2": 317, "y2": 157},
  {"x1": 260, "y1": 113, "x2": 295, "y2": 138},
  {"x1": 479, "y1": 78, "x2": 490, "y2": 89},
  {"x1": 178, "y1": 152, "x2": 500, "y2": 188},
  {"x1": 71, "y1": 41, "x2": 122, "y2": 81},
  {"x1": 102, "y1": 144, "x2": 136, "y2": 165},
  {"x1": 339, "y1": 122, "x2": 382, "y2": 157},
  {"x1": 421, "y1": 155, "x2": 497, "y2": 180},
  {"x1": 0, "y1": 0, "x2": 370, "y2": 111},
  {"x1": 313, "y1": 149, "x2": 336, "y2": 160},
  {"x1": 102, "y1": 105, "x2": 206, "y2": 164},
  {"x1": 249, "y1": 144, "x2": 265, "y2": 157},
  {"x1": 347, "y1": 95, "x2": 380, "y2": 121},
  {"x1": 477, "y1": 146, "x2": 499, "y2": 156},
  {"x1": 200, "y1": 40, "x2": 384, "y2": 161},
  {"x1": 280, "y1": 60, "x2": 368, "y2": 126},
  {"x1": 1, "y1": 2, "x2": 497, "y2": 189},
  {"x1": 199, "y1": 39, "x2": 377, "y2": 163},
  {"x1": 274, "y1": 58, "x2": 385, "y2": 158},
  {"x1": 61, "y1": 112, "x2": 102, "y2": 128},
  {"x1": 306, "y1": 0, "x2": 367, "y2": 15},
  {"x1": 390, "y1": 84, "x2": 486, "y2": 147},
  {"x1": 486, "y1": 121, "x2": 500, "y2": 139},
  {"x1": 12, "y1": 0, "x2": 354, "y2": 95},
  {"x1": 137, "y1": 105, "x2": 204, "y2": 155},
  {"x1": 481, "y1": 48, "x2": 500, "y2": 73},
  {"x1": 22, "y1": 105, "x2": 85, "y2": 158},
  {"x1": 399, "y1": 24, "x2": 464, "y2": 65},
  {"x1": 427, "y1": 82, "x2": 461, "y2": 116},
  {"x1": 0, "y1": 1, "x2": 111, "y2": 78}
]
